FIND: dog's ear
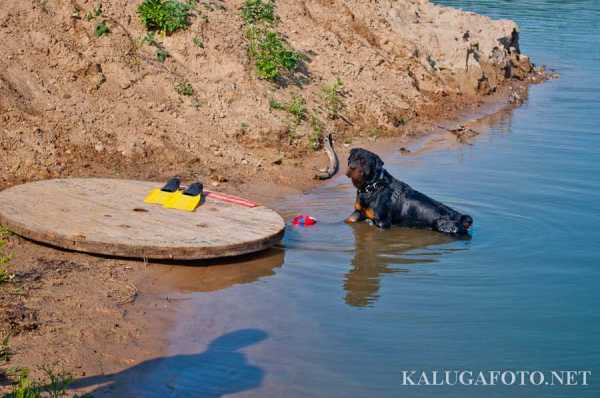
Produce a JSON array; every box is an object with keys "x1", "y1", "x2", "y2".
[
  {"x1": 348, "y1": 148, "x2": 360, "y2": 166},
  {"x1": 367, "y1": 152, "x2": 384, "y2": 180},
  {"x1": 357, "y1": 149, "x2": 383, "y2": 180}
]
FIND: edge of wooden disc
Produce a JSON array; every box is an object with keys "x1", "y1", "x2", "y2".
[{"x1": 0, "y1": 179, "x2": 286, "y2": 260}]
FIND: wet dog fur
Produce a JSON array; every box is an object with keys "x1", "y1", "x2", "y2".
[{"x1": 345, "y1": 148, "x2": 473, "y2": 234}]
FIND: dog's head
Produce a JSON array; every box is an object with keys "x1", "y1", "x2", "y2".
[{"x1": 346, "y1": 148, "x2": 384, "y2": 189}]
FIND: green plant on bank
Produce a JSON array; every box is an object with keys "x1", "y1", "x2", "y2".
[
  {"x1": 192, "y1": 36, "x2": 204, "y2": 48},
  {"x1": 246, "y1": 27, "x2": 300, "y2": 80},
  {"x1": 41, "y1": 367, "x2": 73, "y2": 398},
  {"x1": 270, "y1": 96, "x2": 321, "y2": 148},
  {"x1": 94, "y1": 21, "x2": 110, "y2": 37},
  {"x1": 0, "y1": 226, "x2": 13, "y2": 284},
  {"x1": 156, "y1": 48, "x2": 169, "y2": 62},
  {"x1": 0, "y1": 267, "x2": 10, "y2": 284},
  {"x1": 175, "y1": 81, "x2": 194, "y2": 96},
  {"x1": 141, "y1": 32, "x2": 170, "y2": 62},
  {"x1": 4, "y1": 369, "x2": 40, "y2": 398},
  {"x1": 268, "y1": 98, "x2": 284, "y2": 110},
  {"x1": 142, "y1": 31, "x2": 158, "y2": 46},
  {"x1": 241, "y1": 0, "x2": 276, "y2": 25},
  {"x1": 308, "y1": 114, "x2": 324, "y2": 150},
  {"x1": 0, "y1": 225, "x2": 11, "y2": 241},
  {"x1": 2, "y1": 367, "x2": 88, "y2": 398},
  {"x1": 1, "y1": 333, "x2": 11, "y2": 363},
  {"x1": 320, "y1": 78, "x2": 344, "y2": 119},
  {"x1": 85, "y1": 3, "x2": 103, "y2": 20},
  {"x1": 286, "y1": 95, "x2": 306, "y2": 125},
  {"x1": 137, "y1": 0, "x2": 193, "y2": 34}
]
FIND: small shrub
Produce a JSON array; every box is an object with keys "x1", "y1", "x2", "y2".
[
  {"x1": 85, "y1": 3, "x2": 102, "y2": 20},
  {"x1": 137, "y1": 0, "x2": 192, "y2": 34},
  {"x1": 1, "y1": 333, "x2": 11, "y2": 363},
  {"x1": 3, "y1": 367, "x2": 76, "y2": 398},
  {"x1": 156, "y1": 48, "x2": 169, "y2": 62},
  {"x1": 0, "y1": 225, "x2": 11, "y2": 240},
  {"x1": 0, "y1": 268, "x2": 10, "y2": 284},
  {"x1": 308, "y1": 114, "x2": 324, "y2": 150},
  {"x1": 4, "y1": 369, "x2": 41, "y2": 398},
  {"x1": 140, "y1": 31, "x2": 169, "y2": 62},
  {"x1": 41, "y1": 367, "x2": 73, "y2": 398},
  {"x1": 269, "y1": 98, "x2": 283, "y2": 110},
  {"x1": 192, "y1": 36, "x2": 204, "y2": 48},
  {"x1": 175, "y1": 82, "x2": 194, "y2": 96},
  {"x1": 0, "y1": 228, "x2": 12, "y2": 283},
  {"x1": 246, "y1": 27, "x2": 300, "y2": 80},
  {"x1": 287, "y1": 95, "x2": 306, "y2": 125},
  {"x1": 142, "y1": 31, "x2": 158, "y2": 46},
  {"x1": 320, "y1": 78, "x2": 345, "y2": 119},
  {"x1": 94, "y1": 21, "x2": 110, "y2": 37},
  {"x1": 241, "y1": 0, "x2": 276, "y2": 25}
]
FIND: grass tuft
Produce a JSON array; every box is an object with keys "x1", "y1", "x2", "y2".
[
  {"x1": 320, "y1": 78, "x2": 345, "y2": 119},
  {"x1": 0, "y1": 225, "x2": 12, "y2": 241},
  {"x1": 269, "y1": 98, "x2": 284, "y2": 110},
  {"x1": 3, "y1": 367, "x2": 79, "y2": 398},
  {"x1": 94, "y1": 21, "x2": 110, "y2": 37},
  {"x1": 0, "y1": 268, "x2": 11, "y2": 284},
  {"x1": 4, "y1": 369, "x2": 40, "y2": 398},
  {"x1": 156, "y1": 48, "x2": 169, "y2": 62},
  {"x1": 286, "y1": 95, "x2": 306, "y2": 125},
  {"x1": 1, "y1": 332, "x2": 11, "y2": 363},
  {"x1": 241, "y1": 0, "x2": 276, "y2": 25},
  {"x1": 308, "y1": 114, "x2": 324, "y2": 150},
  {"x1": 137, "y1": 0, "x2": 192, "y2": 34},
  {"x1": 0, "y1": 225, "x2": 13, "y2": 284},
  {"x1": 175, "y1": 82, "x2": 194, "y2": 96},
  {"x1": 41, "y1": 367, "x2": 74, "y2": 398},
  {"x1": 192, "y1": 36, "x2": 204, "y2": 48},
  {"x1": 85, "y1": 3, "x2": 103, "y2": 21}
]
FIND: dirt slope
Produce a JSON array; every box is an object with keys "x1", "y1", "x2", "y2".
[{"x1": 0, "y1": 0, "x2": 538, "y2": 190}]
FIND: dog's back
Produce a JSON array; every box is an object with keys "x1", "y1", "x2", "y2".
[{"x1": 386, "y1": 172, "x2": 473, "y2": 233}]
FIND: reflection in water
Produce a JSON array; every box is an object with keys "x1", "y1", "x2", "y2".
[
  {"x1": 145, "y1": 248, "x2": 284, "y2": 293},
  {"x1": 344, "y1": 224, "x2": 462, "y2": 307},
  {"x1": 73, "y1": 329, "x2": 267, "y2": 397}
]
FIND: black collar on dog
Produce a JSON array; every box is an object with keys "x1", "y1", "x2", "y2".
[{"x1": 360, "y1": 169, "x2": 387, "y2": 194}]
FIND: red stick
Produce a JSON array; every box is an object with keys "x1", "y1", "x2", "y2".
[{"x1": 205, "y1": 191, "x2": 258, "y2": 208}]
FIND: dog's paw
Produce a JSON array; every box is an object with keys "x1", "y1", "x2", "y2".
[{"x1": 435, "y1": 219, "x2": 459, "y2": 234}]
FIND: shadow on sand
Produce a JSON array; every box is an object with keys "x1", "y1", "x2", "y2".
[{"x1": 71, "y1": 329, "x2": 268, "y2": 397}]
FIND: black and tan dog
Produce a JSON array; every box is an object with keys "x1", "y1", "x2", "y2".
[{"x1": 345, "y1": 148, "x2": 473, "y2": 234}]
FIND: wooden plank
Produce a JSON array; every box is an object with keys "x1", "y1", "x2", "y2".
[{"x1": 0, "y1": 178, "x2": 285, "y2": 260}]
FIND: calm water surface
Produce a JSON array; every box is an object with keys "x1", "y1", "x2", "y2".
[{"x1": 87, "y1": 1, "x2": 600, "y2": 396}]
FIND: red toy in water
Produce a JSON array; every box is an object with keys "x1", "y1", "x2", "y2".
[{"x1": 292, "y1": 215, "x2": 317, "y2": 226}]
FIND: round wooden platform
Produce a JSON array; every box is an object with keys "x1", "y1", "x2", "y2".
[{"x1": 0, "y1": 178, "x2": 285, "y2": 260}]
